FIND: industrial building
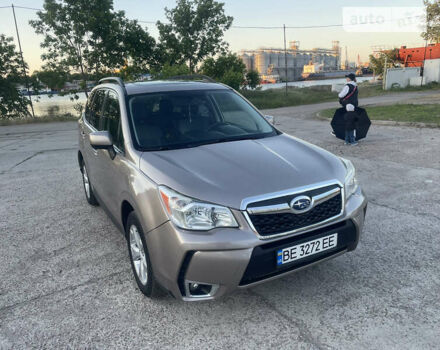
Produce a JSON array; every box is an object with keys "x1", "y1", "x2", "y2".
[{"x1": 240, "y1": 41, "x2": 341, "y2": 82}]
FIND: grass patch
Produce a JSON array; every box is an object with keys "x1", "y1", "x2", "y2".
[
  {"x1": 242, "y1": 86, "x2": 337, "y2": 109},
  {"x1": 320, "y1": 104, "x2": 440, "y2": 126},
  {"x1": 0, "y1": 114, "x2": 79, "y2": 126},
  {"x1": 358, "y1": 82, "x2": 440, "y2": 98},
  {"x1": 242, "y1": 82, "x2": 440, "y2": 110}
]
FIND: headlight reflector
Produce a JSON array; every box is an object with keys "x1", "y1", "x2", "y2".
[
  {"x1": 340, "y1": 158, "x2": 358, "y2": 200},
  {"x1": 159, "y1": 186, "x2": 238, "y2": 230}
]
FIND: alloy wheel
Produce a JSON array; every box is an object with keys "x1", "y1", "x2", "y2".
[
  {"x1": 82, "y1": 165, "x2": 90, "y2": 199},
  {"x1": 129, "y1": 224, "x2": 148, "y2": 285}
]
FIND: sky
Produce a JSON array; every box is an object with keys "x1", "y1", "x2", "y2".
[{"x1": 0, "y1": 0, "x2": 427, "y2": 72}]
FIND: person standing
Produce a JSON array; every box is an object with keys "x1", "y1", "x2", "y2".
[
  {"x1": 339, "y1": 73, "x2": 358, "y2": 108},
  {"x1": 344, "y1": 104, "x2": 358, "y2": 145},
  {"x1": 339, "y1": 73, "x2": 359, "y2": 145}
]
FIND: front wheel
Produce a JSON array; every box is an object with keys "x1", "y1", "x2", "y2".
[
  {"x1": 81, "y1": 161, "x2": 98, "y2": 206},
  {"x1": 126, "y1": 212, "x2": 162, "y2": 297}
]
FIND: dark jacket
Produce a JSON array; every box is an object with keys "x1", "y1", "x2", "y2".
[{"x1": 339, "y1": 83, "x2": 359, "y2": 107}]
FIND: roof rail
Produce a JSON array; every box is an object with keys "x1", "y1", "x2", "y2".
[
  {"x1": 165, "y1": 74, "x2": 216, "y2": 83},
  {"x1": 98, "y1": 77, "x2": 127, "y2": 94}
]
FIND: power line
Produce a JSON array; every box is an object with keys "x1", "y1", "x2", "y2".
[
  {"x1": 13, "y1": 5, "x2": 43, "y2": 11},
  {"x1": 0, "y1": 4, "x2": 423, "y2": 30}
]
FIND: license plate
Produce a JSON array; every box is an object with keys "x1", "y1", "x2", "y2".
[{"x1": 277, "y1": 233, "x2": 338, "y2": 266}]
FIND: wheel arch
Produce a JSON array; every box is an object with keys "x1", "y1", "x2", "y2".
[
  {"x1": 78, "y1": 151, "x2": 84, "y2": 171},
  {"x1": 121, "y1": 200, "x2": 135, "y2": 234}
]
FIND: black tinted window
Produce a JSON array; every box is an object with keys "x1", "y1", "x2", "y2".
[
  {"x1": 101, "y1": 91, "x2": 124, "y2": 150},
  {"x1": 84, "y1": 91, "x2": 95, "y2": 123},
  {"x1": 127, "y1": 90, "x2": 276, "y2": 151},
  {"x1": 87, "y1": 90, "x2": 106, "y2": 128}
]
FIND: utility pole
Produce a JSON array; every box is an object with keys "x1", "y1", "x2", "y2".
[
  {"x1": 283, "y1": 24, "x2": 288, "y2": 96},
  {"x1": 383, "y1": 55, "x2": 388, "y2": 90},
  {"x1": 421, "y1": 39, "x2": 428, "y2": 87},
  {"x1": 421, "y1": 11, "x2": 428, "y2": 87},
  {"x1": 12, "y1": 4, "x2": 35, "y2": 118}
]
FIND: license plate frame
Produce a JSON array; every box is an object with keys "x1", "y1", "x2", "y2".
[{"x1": 276, "y1": 233, "x2": 338, "y2": 266}]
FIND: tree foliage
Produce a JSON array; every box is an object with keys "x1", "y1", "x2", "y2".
[
  {"x1": 33, "y1": 69, "x2": 69, "y2": 91},
  {"x1": 200, "y1": 53, "x2": 245, "y2": 89},
  {"x1": 157, "y1": 0, "x2": 233, "y2": 73},
  {"x1": 30, "y1": 0, "x2": 156, "y2": 94},
  {"x1": 0, "y1": 35, "x2": 31, "y2": 119},
  {"x1": 245, "y1": 70, "x2": 261, "y2": 89},
  {"x1": 369, "y1": 49, "x2": 400, "y2": 77},
  {"x1": 422, "y1": 0, "x2": 440, "y2": 43},
  {"x1": 152, "y1": 63, "x2": 190, "y2": 79}
]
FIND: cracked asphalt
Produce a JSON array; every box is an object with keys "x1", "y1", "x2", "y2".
[{"x1": 1, "y1": 91, "x2": 439, "y2": 349}]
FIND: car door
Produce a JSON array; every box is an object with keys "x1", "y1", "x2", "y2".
[
  {"x1": 82, "y1": 89, "x2": 106, "y2": 187},
  {"x1": 92, "y1": 89, "x2": 127, "y2": 219}
]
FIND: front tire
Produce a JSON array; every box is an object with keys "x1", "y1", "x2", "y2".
[
  {"x1": 126, "y1": 212, "x2": 162, "y2": 297},
  {"x1": 81, "y1": 161, "x2": 99, "y2": 206}
]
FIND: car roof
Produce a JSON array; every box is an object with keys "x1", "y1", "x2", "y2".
[{"x1": 115, "y1": 80, "x2": 230, "y2": 95}]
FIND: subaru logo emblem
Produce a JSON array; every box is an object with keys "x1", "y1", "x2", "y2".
[{"x1": 290, "y1": 195, "x2": 313, "y2": 214}]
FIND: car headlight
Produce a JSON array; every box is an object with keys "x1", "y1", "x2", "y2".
[
  {"x1": 158, "y1": 186, "x2": 238, "y2": 230},
  {"x1": 340, "y1": 158, "x2": 358, "y2": 200}
]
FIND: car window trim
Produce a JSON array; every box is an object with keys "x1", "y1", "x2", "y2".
[
  {"x1": 103, "y1": 88, "x2": 125, "y2": 155},
  {"x1": 85, "y1": 87, "x2": 125, "y2": 156}
]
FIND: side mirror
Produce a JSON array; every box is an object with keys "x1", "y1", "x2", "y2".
[
  {"x1": 89, "y1": 131, "x2": 113, "y2": 149},
  {"x1": 264, "y1": 115, "x2": 275, "y2": 125}
]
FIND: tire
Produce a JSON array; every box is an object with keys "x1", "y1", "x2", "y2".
[
  {"x1": 81, "y1": 161, "x2": 99, "y2": 206},
  {"x1": 126, "y1": 212, "x2": 162, "y2": 297}
]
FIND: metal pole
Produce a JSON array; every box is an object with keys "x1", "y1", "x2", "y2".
[
  {"x1": 421, "y1": 11, "x2": 429, "y2": 87},
  {"x1": 383, "y1": 55, "x2": 388, "y2": 90},
  {"x1": 421, "y1": 39, "x2": 428, "y2": 87},
  {"x1": 12, "y1": 4, "x2": 35, "y2": 118},
  {"x1": 283, "y1": 24, "x2": 288, "y2": 96}
]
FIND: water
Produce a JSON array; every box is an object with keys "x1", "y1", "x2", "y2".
[
  {"x1": 259, "y1": 76, "x2": 374, "y2": 90},
  {"x1": 31, "y1": 92, "x2": 87, "y2": 117},
  {"x1": 29, "y1": 76, "x2": 375, "y2": 117}
]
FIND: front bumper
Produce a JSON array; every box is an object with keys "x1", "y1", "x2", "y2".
[{"x1": 145, "y1": 186, "x2": 367, "y2": 301}]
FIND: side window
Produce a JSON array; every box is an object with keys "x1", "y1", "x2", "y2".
[
  {"x1": 101, "y1": 90, "x2": 124, "y2": 151},
  {"x1": 84, "y1": 91, "x2": 96, "y2": 123},
  {"x1": 88, "y1": 90, "x2": 106, "y2": 129}
]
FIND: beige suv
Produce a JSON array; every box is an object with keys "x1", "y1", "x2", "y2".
[{"x1": 78, "y1": 77, "x2": 367, "y2": 301}]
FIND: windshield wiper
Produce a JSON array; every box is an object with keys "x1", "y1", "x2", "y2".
[{"x1": 142, "y1": 134, "x2": 270, "y2": 151}]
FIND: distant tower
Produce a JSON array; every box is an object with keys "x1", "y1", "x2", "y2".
[
  {"x1": 332, "y1": 41, "x2": 341, "y2": 69},
  {"x1": 290, "y1": 41, "x2": 300, "y2": 50},
  {"x1": 345, "y1": 46, "x2": 349, "y2": 70}
]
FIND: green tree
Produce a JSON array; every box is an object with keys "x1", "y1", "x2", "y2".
[
  {"x1": 422, "y1": 0, "x2": 440, "y2": 43},
  {"x1": 30, "y1": 0, "x2": 155, "y2": 95},
  {"x1": 33, "y1": 69, "x2": 69, "y2": 91},
  {"x1": 245, "y1": 70, "x2": 261, "y2": 89},
  {"x1": 157, "y1": 0, "x2": 233, "y2": 73},
  {"x1": 369, "y1": 49, "x2": 399, "y2": 77},
  {"x1": 152, "y1": 63, "x2": 190, "y2": 79},
  {"x1": 200, "y1": 53, "x2": 245, "y2": 89},
  {"x1": 0, "y1": 35, "x2": 31, "y2": 119}
]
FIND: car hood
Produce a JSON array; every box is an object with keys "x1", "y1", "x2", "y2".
[{"x1": 140, "y1": 134, "x2": 347, "y2": 210}]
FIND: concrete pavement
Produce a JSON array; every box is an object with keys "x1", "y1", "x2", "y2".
[{"x1": 1, "y1": 91, "x2": 439, "y2": 349}]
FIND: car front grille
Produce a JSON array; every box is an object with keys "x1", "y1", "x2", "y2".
[
  {"x1": 246, "y1": 184, "x2": 343, "y2": 238},
  {"x1": 239, "y1": 220, "x2": 356, "y2": 286}
]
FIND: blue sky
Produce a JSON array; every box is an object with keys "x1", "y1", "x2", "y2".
[{"x1": 0, "y1": 0, "x2": 426, "y2": 72}]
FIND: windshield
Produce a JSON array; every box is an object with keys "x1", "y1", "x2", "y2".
[{"x1": 127, "y1": 89, "x2": 278, "y2": 151}]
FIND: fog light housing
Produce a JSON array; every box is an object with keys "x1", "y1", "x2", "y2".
[{"x1": 184, "y1": 280, "x2": 219, "y2": 298}]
